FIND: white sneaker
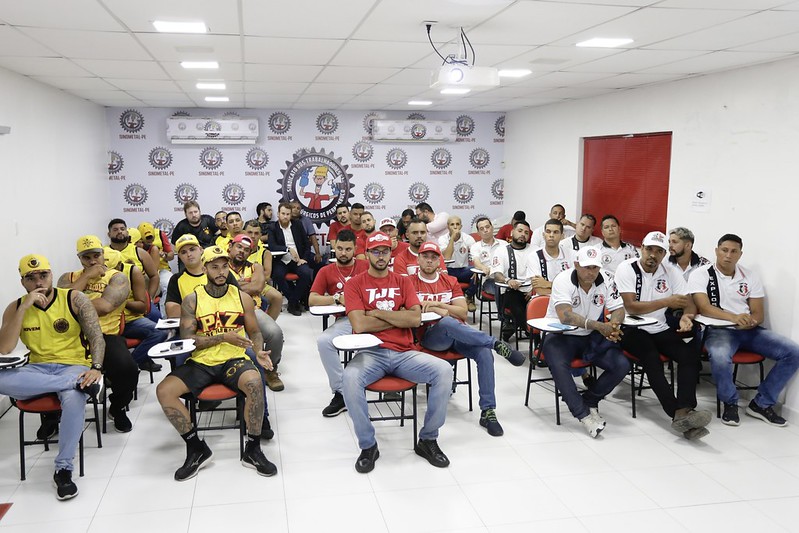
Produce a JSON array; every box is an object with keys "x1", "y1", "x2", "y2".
[
  {"x1": 589, "y1": 407, "x2": 606, "y2": 428},
  {"x1": 580, "y1": 413, "x2": 604, "y2": 438}
]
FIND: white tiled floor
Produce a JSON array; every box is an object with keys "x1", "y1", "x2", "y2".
[{"x1": 1, "y1": 312, "x2": 798, "y2": 532}]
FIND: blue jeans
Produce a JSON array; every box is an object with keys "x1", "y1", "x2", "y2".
[
  {"x1": 317, "y1": 317, "x2": 352, "y2": 393},
  {"x1": 420, "y1": 316, "x2": 496, "y2": 410},
  {"x1": 342, "y1": 347, "x2": 453, "y2": 449},
  {"x1": 447, "y1": 267, "x2": 477, "y2": 297},
  {"x1": 123, "y1": 317, "x2": 168, "y2": 365},
  {"x1": 542, "y1": 332, "x2": 630, "y2": 420},
  {"x1": 0, "y1": 364, "x2": 89, "y2": 471},
  {"x1": 704, "y1": 326, "x2": 799, "y2": 407}
]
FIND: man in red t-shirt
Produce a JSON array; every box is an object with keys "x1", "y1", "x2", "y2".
[
  {"x1": 343, "y1": 232, "x2": 453, "y2": 474},
  {"x1": 393, "y1": 218, "x2": 446, "y2": 276},
  {"x1": 326, "y1": 204, "x2": 351, "y2": 248},
  {"x1": 410, "y1": 242, "x2": 525, "y2": 437},
  {"x1": 378, "y1": 217, "x2": 409, "y2": 271},
  {"x1": 354, "y1": 211, "x2": 378, "y2": 259},
  {"x1": 309, "y1": 229, "x2": 368, "y2": 418}
]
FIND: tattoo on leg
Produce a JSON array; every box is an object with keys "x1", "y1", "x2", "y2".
[
  {"x1": 242, "y1": 379, "x2": 263, "y2": 434},
  {"x1": 163, "y1": 406, "x2": 192, "y2": 434}
]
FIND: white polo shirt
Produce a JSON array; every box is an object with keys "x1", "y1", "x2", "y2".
[
  {"x1": 438, "y1": 232, "x2": 475, "y2": 268},
  {"x1": 530, "y1": 224, "x2": 575, "y2": 249},
  {"x1": 600, "y1": 241, "x2": 639, "y2": 273},
  {"x1": 546, "y1": 269, "x2": 623, "y2": 336},
  {"x1": 615, "y1": 257, "x2": 688, "y2": 334},
  {"x1": 490, "y1": 244, "x2": 535, "y2": 294},
  {"x1": 470, "y1": 239, "x2": 502, "y2": 271},
  {"x1": 687, "y1": 263, "x2": 764, "y2": 316},
  {"x1": 524, "y1": 247, "x2": 573, "y2": 282},
  {"x1": 559, "y1": 235, "x2": 602, "y2": 256},
  {"x1": 666, "y1": 252, "x2": 710, "y2": 282}
]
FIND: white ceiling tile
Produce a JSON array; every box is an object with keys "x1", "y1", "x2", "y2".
[
  {"x1": 315, "y1": 66, "x2": 401, "y2": 84},
  {"x1": 176, "y1": 80, "x2": 245, "y2": 92},
  {"x1": 106, "y1": 78, "x2": 182, "y2": 91},
  {"x1": 346, "y1": 94, "x2": 402, "y2": 105},
  {"x1": 352, "y1": 0, "x2": 511, "y2": 42},
  {"x1": 68, "y1": 89, "x2": 134, "y2": 100},
  {"x1": 244, "y1": 81, "x2": 308, "y2": 94},
  {"x1": 640, "y1": 50, "x2": 793, "y2": 74},
  {"x1": 245, "y1": 64, "x2": 323, "y2": 82},
  {"x1": 303, "y1": 83, "x2": 372, "y2": 95},
  {"x1": 331, "y1": 40, "x2": 432, "y2": 68},
  {"x1": 31, "y1": 76, "x2": 117, "y2": 90},
  {"x1": 382, "y1": 68, "x2": 435, "y2": 85},
  {"x1": 732, "y1": 32, "x2": 799, "y2": 52},
  {"x1": 244, "y1": 37, "x2": 343, "y2": 65},
  {"x1": 553, "y1": 7, "x2": 749, "y2": 49},
  {"x1": 512, "y1": 45, "x2": 625, "y2": 72},
  {"x1": 515, "y1": 71, "x2": 618, "y2": 88},
  {"x1": 656, "y1": 0, "x2": 786, "y2": 8},
  {"x1": 161, "y1": 61, "x2": 245, "y2": 81},
  {"x1": 127, "y1": 90, "x2": 190, "y2": 100},
  {"x1": 646, "y1": 11, "x2": 799, "y2": 50},
  {"x1": 244, "y1": 95, "x2": 298, "y2": 105},
  {"x1": 549, "y1": 0, "x2": 660, "y2": 5},
  {"x1": 18, "y1": 28, "x2": 150, "y2": 60},
  {"x1": 577, "y1": 72, "x2": 681, "y2": 88},
  {"x1": 142, "y1": 98, "x2": 197, "y2": 107},
  {"x1": 242, "y1": 0, "x2": 378, "y2": 38},
  {"x1": 295, "y1": 93, "x2": 359, "y2": 104},
  {"x1": 0, "y1": 57, "x2": 92, "y2": 77},
  {"x1": 359, "y1": 85, "x2": 423, "y2": 98},
  {"x1": 102, "y1": 0, "x2": 242, "y2": 34},
  {"x1": 566, "y1": 49, "x2": 712, "y2": 73},
  {"x1": 73, "y1": 59, "x2": 169, "y2": 79},
  {"x1": 0, "y1": 0, "x2": 123, "y2": 30},
  {"x1": 92, "y1": 97, "x2": 146, "y2": 107},
  {"x1": 136, "y1": 33, "x2": 242, "y2": 62},
  {"x1": 0, "y1": 25, "x2": 60, "y2": 56},
  {"x1": 467, "y1": 2, "x2": 638, "y2": 46}
]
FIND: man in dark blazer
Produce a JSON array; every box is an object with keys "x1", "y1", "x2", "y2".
[{"x1": 267, "y1": 202, "x2": 313, "y2": 315}]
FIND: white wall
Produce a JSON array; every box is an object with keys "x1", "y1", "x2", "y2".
[
  {"x1": 0, "y1": 67, "x2": 108, "y2": 306},
  {"x1": 505, "y1": 56, "x2": 799, "y2": 418}
]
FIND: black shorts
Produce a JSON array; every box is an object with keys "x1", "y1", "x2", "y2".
[{"x1": 168, "y1": 357, "x2": 257, "y2": 398}]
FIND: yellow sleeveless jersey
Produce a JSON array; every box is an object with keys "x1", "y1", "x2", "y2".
[
  {"x1": 229, "y1": 261, "x2": 261, "y2": 307},
  {"x1": 215, "y1": 235, "x2": 231, "y2": 249},
  {"x1": 176, "y1": 270, "x2": 207, "y2": 300},
  {"x1": 70, "y1": 269, "x2": 124, "y2": 335},
  {"x1": 19, "y1": 288, "x2": 90, "y2": 366},
  {"x1": 105, "y1": 243, "x2": 143, "y2": 271},
  {"x1": 120, "y1": 263, "x2": 145, "y2": 324},
  {"x1": 191, "y1": 284, "x2": 247, "y2": 367},
  {"x1": 248, "y1": 242, "x2": 265, "y2": 265}
]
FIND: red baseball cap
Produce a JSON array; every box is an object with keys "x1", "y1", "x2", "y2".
[
  {"x1": 231, "y1": 234, "x2": 253, "y2": 247},
  {"x1": 365, "y1": 231, "x2": 392, "y2": 250},
  {"x1": 419, "y1": 241, "x2": 441, "y2": 255}
]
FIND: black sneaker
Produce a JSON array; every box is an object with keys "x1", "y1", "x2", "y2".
[
  {"x1": 746, "y1": 400, "x2": 788, "y2": 427},
  {"x1": 493, "y1": 340, "x2": 525, "y2": 367},
  {"x1": 75, "y1": 377, "x2": 102, "y2": 399},
  {"x1": 37, "y1": 413, "x2": 60, "y2": 441},
  {"x1": 479, "y1": 409, "x2": 504, "y2": 437},
  {"x1": 581, "y1": 373, "x2": 597, "y2": 390},
  {"x1": 721, "y1": 402, "x2": 740, "y2": 426},
  {"x1": 355, "y1": 443, "x2": 379, "y2": 473},
  {"x1": 322, "y1": 392, "x2": 347, "y2": 417},
  {"x1": 175, "y1": 441, "x2": 213, "y2": 481},
  {"x1": 241, "y1": 444, "x2": 277, "y2": 476},
  {"x1": 501, "y1": 325, "x2": 515, "y2": 342},
  {"x1": 260, "y1": 417, "x2": 274, "y2": 440},
  {"x1": 53, "y1": 468, "x2": 78, "y2": 500},
  {"x1": 414, "y1": 439, "x2": 450, "y2": 468},
  {"x1": 108, "y1": 406, "x2": 133, "y2": 433},
  {"x1": 138, "y1": 359, "x2": 163, "y2": 372}
]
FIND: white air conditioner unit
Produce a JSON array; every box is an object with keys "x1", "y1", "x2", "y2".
[
  {"x1": 371, "y1": 120, "x2": 455, "y2": 143},
  {"x1": 166, "y1": 117, "x2": 259, "y2": 144}
]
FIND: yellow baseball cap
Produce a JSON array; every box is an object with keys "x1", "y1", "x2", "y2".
[
  {"x1": 19, "y1": 254, "x2": 51, "y2": 277},
  {"x1": 76, "y1": 235, "x2": 103, "y2": 256},
  {"x1": 201, "y1": 246, "x2": 228, "y2": 264},
  {"x1": 128, "y1": 227, "x2": 142, "y2": 244},
  {"x1": 138, "y1": 222, "x2": 156, "y2": 240},
  {"x1": 104, "y1": 249, "x2": 123, "y2": 269},
  {"x1": 175, "y1": 234, "x2": 200, "y2": 252}
]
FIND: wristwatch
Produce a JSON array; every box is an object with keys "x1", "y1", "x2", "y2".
[
  {"x1": 90, "y1": 363, "x2": 104, "y2": 373},
  {"x1": 333, "y1": 293, "x2": 341, "y2": 305}
]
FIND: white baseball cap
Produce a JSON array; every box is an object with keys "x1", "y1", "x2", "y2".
[
  {"x1": 642, "y1": 231, "x2": 668, "y2": 251},
  {"x1": 575, "y1": 246, "x2": 603, "y2": 267}
]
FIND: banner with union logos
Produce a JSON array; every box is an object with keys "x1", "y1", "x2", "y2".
[{"x1": 107, "y1": 108, "x2": 506, "y2": 246}]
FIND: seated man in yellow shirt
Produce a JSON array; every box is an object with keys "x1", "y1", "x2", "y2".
[{"x1": 155, "y1": 246, "x2": 277, "y2": 481}]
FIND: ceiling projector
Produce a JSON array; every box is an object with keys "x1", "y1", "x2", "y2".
[{"x1": 431, "y1": 64, "x2": 500, "y2": 91}]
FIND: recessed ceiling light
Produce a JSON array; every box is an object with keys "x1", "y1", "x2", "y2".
[
  {"x1": 576, "y1": 38, "x2": 633, "y2": 48},
  {"x1": 440, "y1": 88, "x2": 471, "y2": 95},
  {"x1": 498, "y1": 69, "x2": 532, "y2": 78},
  {"x1": 181, "y1": 61, "x2": 219, "y2": 69},
  {"x1": 408, "y1": 100, "x2": 433, "y2": 106},
  {"x1": 153, "y1": 21, "x2": 207, "y2": 34},
  {"x1": 205, "y1": 96, "x2": 229, "y2": 102},
  {"x1": 196, "y1": 82, "x2": 226, "y2": 90}
]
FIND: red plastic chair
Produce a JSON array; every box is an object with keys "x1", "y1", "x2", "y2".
[
  {"x1": 419, "y1": 347, "x2": 473, "y2": 412},
  {"x1": 365, "y1": 376, "x2": 418, "y2": 447},
  {"x1": 622, "y1": 350, "x2": 674, "y2": 418},
  {"x1": 187, "y1": 383, "x2": 246, "y2": 459}
]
